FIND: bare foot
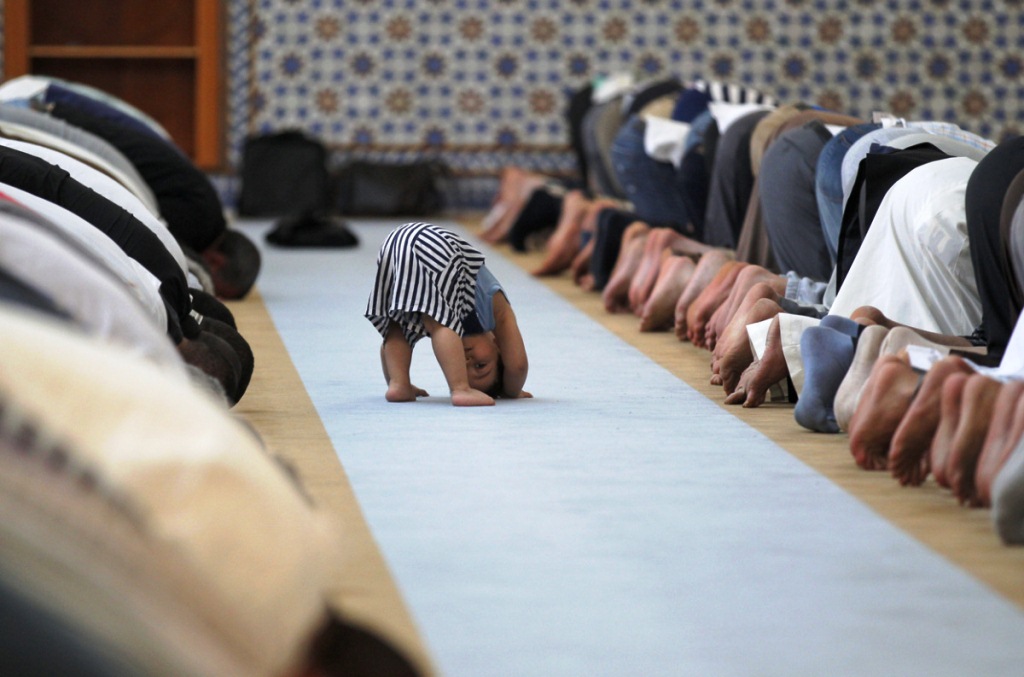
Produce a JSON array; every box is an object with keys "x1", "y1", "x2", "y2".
[
  {"x1": 848, "y1": 354, "x2": 919, "y2": 470},
  {"x1": 888, "y1": 355, "x2": 973, "y2": 486},
  {"x1": 602, "y1": 222, "x2": 650, "y2": 313},
  {"x1": 451, "y1": 386, "x2": 496, "y2": 406},
  {"x1": 709, "y1": 265, "x2": 786, "y2": 345},
  {"x1": 674, "y1": 249, "x2": 735, "y2": 341},
  {"x1": 628, "y1": 228, "x2": 680, "y2": 312},
  {"x1": 976, "y1": 382, "x2": 1024, "y2": 506},
  {"x1": 687, "y1": 261, "x2": 747, "y2": 348},
  {"x1": 724, "y1": 314, "x2": 788, "y2": 407},
  {"x1": 639, "y1": 255, "x2": 695, "y2": 332},
  {"x1": 481, "y1": 168, "x2": 547, "y2": 243},
  {"x1": 533, "y1": 189, "x2": 588, "y2": 276},
  {"x1": 834, "y1": 324, "x2": 889, "y2": 432},
  {"x1": 712, "y1": 282, "x2": 782, "y2": 383},
  {"x1": 386, "y1": 382, "x2": 429, "y2": 402},
  {"x1": 572, "y1": 238, "x2": 595, "y2": 287},
  {"x1": 945, "y1": 374, "x2": 1003, "y2": 505},
  {"x1": 718, "y1": 296, "x2": 783, "y2": 394},
  {"x1": 929, "y1": 372, "x2": 970, "y2": 488}
]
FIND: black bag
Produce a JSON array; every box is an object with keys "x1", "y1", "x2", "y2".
[
  {"x1": 333, "y1": 159, "x2": 448, "y2": 216},
  {"x1": 238, "y1": 131, "x2": 330, "y2": 217},
  {"x1": 265, "y1": 212, "x2": 359, "y2": 249}
]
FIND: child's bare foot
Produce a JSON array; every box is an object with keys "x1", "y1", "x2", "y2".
[
  {"x1": 848, "y1": 354, "x2": 919, "y2": 471},
  {"x1": 977, "y1": 382, "x2": 1024, "y2": 506},
  {"x1": 451, "y1": 387, "x2": 496, "y2": 406},
  {"x1": 386, "y1": 382, "x2": 429, "y2": 402},
  {"x1": 888, "y1": 355, "x2": 972, "y2": 486}
]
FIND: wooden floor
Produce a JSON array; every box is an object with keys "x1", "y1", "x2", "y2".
[{"x1": 228, "y1": 214, "x2": 1024, "y2": 676}]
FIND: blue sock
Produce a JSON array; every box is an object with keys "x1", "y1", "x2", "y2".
[
  {"x1": 794, "y1": 326, "x2": 855, "y2": 433},
  {"x1": 819, "y1": 314, "x2": 861, "y2": 338}
]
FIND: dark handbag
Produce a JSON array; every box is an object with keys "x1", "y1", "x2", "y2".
[
  {"x1": 238, "y1": 131, "x2": 330, "y2": 217},
  {"x1": 333, "y1": 159, "x2": 448, "y2": 216},
  {"x1": 264, "y1": 212, "x2": 359, "y2": 249}
]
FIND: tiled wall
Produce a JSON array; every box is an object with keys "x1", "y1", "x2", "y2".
[
  {"x1": 6, "y1": 1, "x2": 1024, "y2": 208},
  {"x1": 234, "y1": 0, "x2": 1024, "y2": 207}
]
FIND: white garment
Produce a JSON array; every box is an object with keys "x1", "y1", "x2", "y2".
[
  {"x1": 0, "y1": 208, "x2": 184, "y2": 370},
  {"x1": 708, "y1": 101, "x2": 775, "y2": 136},
  {"x1": 0, "y1": 117, "x2": 160, "y2": 214},
  {"x1": 777, "y1": 314, "x2": 823, "y2": 397},
  {"x1": 830, "y1": 157, "x2": 981, "y2": 337},
  {"x1": 0, "y1": 137, "x2": 189, "y2": 278},
  {"x1": 0, "y1": 305, "x2": 340, "y2": 676},
  {"x1": 0, "y1": 182, "x2": 169, "y2": 330},
  {"x1": 642, "y1": 115, "x2": 691, "y2": 168}
]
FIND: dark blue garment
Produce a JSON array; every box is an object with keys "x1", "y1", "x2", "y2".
[
  {"x1": 815, "y1": 123, "x2": 880, "y2": 265},
  {"x1": 42, "y1": 83, "x2": 173, "y2": 147},
  {"x1": 609, "y1": 115, "x2": 707, "y2": 240}
]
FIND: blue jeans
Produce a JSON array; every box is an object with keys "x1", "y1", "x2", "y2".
[
  {"x1": 609, "y1": 114, "x2": 708, "y2": 239},
  {"x1": 815, "y1": 123, "x2": 879, "y2": 264}
]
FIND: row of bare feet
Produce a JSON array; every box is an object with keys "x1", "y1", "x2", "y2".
[{"x1": 482, "y1": 169, "x2": 1024, "y2": 539}]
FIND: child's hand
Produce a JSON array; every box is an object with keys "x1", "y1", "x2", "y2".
[{"x1": 517, "y1": 390, "x2": 533, "y2": 398}]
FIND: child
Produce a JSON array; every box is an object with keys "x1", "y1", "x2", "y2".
[{"x1": 365, "y1": 222, "x2": 530, "y2": 406}]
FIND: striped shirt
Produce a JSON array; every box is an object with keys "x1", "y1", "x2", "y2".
[{"x1": 365, "y1": 222, "x2": 486, "y2": 345}]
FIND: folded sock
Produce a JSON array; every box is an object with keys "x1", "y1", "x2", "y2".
[{"x1": 794, "y1": 325, "x2": 855, "y2": 433}]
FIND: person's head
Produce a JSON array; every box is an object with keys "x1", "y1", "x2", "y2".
[
  {"x1": 201, "y1": 229, "x2": 262, "y2": 300},
  {"x1": 190, "y1": 287, "x2": 237, "y2": 328},
  {"x1": 200, "y1": 317, "x2": 254, "y2": 403},
  {"x1": 176, "y1": 330, "x2": 241, "y2": 406},
  {"x1": 462, "y1": 333, "x2": 504, "y2": 396}
]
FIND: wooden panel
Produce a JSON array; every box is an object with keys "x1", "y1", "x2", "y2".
[
  {"x1": 3, "y1": 0, "x2": 224, "y2": 169},
  {"x1": 29, "y1": 0, "x2": 195, "y2": 46},
  {"x1": 31, "y1": 58, "x2": 197, "y2": 159}
]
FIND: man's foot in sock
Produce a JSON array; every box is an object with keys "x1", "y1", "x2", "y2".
[{"x1": 793, "y1": 326, "x2": 855, "y2": 433}]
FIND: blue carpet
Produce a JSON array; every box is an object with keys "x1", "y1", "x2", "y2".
[{"x1": 242, "y1": 217, "x2": 1024, "y2": 677}]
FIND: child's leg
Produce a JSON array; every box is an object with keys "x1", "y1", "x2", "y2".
[
  {"x1": 382, "y1": 324, "x2": 428, "y2": 402},
  {"x1": 422, "y1": 317, "x2": 495, "y2": 406}
]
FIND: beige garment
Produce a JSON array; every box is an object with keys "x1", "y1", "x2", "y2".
[{"x1": 0, "y1": 305, "x2": 342, "y2": 677}]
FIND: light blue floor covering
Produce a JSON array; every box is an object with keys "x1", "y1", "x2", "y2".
[{"x1": 241, "y1": 218, "x2": 1024, "y2": 677}]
